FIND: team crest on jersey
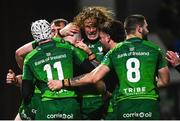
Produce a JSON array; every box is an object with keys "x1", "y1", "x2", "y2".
[
  {"x1": 98, "y1": 47, "x2": 103, "y2": 52},
  {"x1": 46, "y1": 52, "x2": 51, "y2": 56},
  {"x1": 129, "y1": 47, "x2": 134, "y2": 51}
]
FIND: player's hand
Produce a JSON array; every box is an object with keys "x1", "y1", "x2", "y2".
[
  {"x1": 6, "y1": 69, "x2": 16, "y2": 84},
  {"x1": 59, "y1": 23, "x2": 80, "y2": 37},
  {"x1": 48, "y1": 80, "x2": 63, "y2": 91},
  {"x1": 166, "y1": 51, "x2": 180, "y2": 67},
  {"x1": 75, "y1": 40, "x2": 92, "y2": 54}
]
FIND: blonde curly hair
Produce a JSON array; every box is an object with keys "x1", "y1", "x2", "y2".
[{"x1": 73, "y1": 6, "x2": 114, "y2": 29}]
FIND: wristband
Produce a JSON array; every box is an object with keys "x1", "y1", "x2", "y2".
[
  {"x1": 62, "y1": 79, "x2": 65, "y2": 87},
  {"x1": 88, "y1": 53, "x2": 96, "y2": 61},
  {"x1": 68, "y1": 79, "x2": 71, "y2": 87},
  {"x1": 88, "y1": 52, "x2": 93, "y2": 56},
  {"x1": 62, "y1": 79, "x2": 71, "y2": 87}
]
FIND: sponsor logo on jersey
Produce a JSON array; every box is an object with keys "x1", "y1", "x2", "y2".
[{"x1": 123, "y1": 87, "x2": 146, "y2": 95}]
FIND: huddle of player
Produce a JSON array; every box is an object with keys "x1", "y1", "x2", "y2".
[{"x1": 7, "y1": 6, "x2": 177, "y2": 120}]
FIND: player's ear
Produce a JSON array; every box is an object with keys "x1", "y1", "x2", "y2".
[
  {"x1": 107, "y1": 34, "x2": 111, "y2": 43},
  {"x1": 137, "y1": 25, "x2": 143, "y2": 33}
]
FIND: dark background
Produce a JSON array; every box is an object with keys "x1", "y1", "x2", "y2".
[{"x1": 1, "y1": 0, "x2": 180, "y2": 119}]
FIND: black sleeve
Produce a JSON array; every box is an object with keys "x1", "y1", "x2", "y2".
[
  {"x1": 79, "y1": 59, "x2": 96, "y2": 73},
  {"x1": 175, "y1": 64, "x2": 180, "y2": 73},
  {"x1": 21, "y1": 80, "x2": 34, "y2": 104}
]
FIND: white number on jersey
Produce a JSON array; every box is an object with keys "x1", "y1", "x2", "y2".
[
  {"x1": 44, "y1": 61, "x2": 67, "y2": 92},
  {"x1": 126, "y1": 58, "x2": 140, "y2": 83},
  {"x1": 44, "y1": 61, "x2": 64, "y2": 80}
]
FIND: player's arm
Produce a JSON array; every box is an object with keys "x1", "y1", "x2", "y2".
[
  {"x1": 156, "y1": 66, "x2": 170, "y2": 87},
  {"x1": 74, "y1": 57, "x2": 106, "y2": 95},
  {"x1": 9, "y1": 42, "x2": 37, "y2": 87},
  {"x1": 21, "y1": 79, "x2": 34, "y2": 104},
  {"x1": 71, "y1": 64, "x2": 110, "y2": 85},
  {"x1": 47, "y1": 56, "x2": 97, "y2": 90},
  {"x1": 48, "y1": 64, "x2": 110, "y2": 90},
  {"x1": 59, "y1": 23, "x2": 80, "y2": 37},
  {"x1": 21, "y1": 56, "x2": 35, "y2": 104},
  {"x1": 75, "y1": 40, "x2": 93, "y2": 55},
  {"x1": 75, "y1": 40, "x2": 99, "y2": 65},
  {"x1": 74, "y1": 57, "x2": 107, "y2": 96},
  {"x1": 15, "y1": 41, "x2": 38, "y2": 69}
]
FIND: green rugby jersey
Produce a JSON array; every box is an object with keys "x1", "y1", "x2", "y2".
[
  {"x1": 22, "y1": 38, "x2": 87, "y2": 100},
  {"x1": 84, "y1": 39, "x2": 104, "y2": 62},
  {"x1": 78, "y1": 39, "x2": 105, "y2": 96},
  {"x1": 102, "y1": 37, "x2": 167, "y2": 101}
]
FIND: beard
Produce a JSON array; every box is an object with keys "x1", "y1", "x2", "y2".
[{"x1": 142, "y1": 31, "x2": 148, "y2": 40}]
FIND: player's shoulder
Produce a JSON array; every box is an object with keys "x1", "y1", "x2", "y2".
[
  {"x1": 104, "y1": 42, "x2": 124, "y2": 57},
  {"x1": 52, "y1": 37, "x2": 61, "y2": 42},
  {"x1": 54, "y1": 38, "x2": 75, "y2": 50},
  {"x1": 110, "y1": 42, "x2": 124, "y2": 52},
  {"x1": 24, "y1": 49, "x2": 38, "y2": 63},
  {"x1": 142, "y1": 40, "x2": 161, "y2": 51},
  {"x1": 52, "y1": 37, "x2": 72, "y2": 45},
  {"x1": 52, "y1": 38, "x2": 84, "y2": 54}
]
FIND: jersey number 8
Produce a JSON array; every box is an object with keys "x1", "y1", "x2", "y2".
[{"x1": 126, "y1": 58, "x2": 140, "y2": 83}]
